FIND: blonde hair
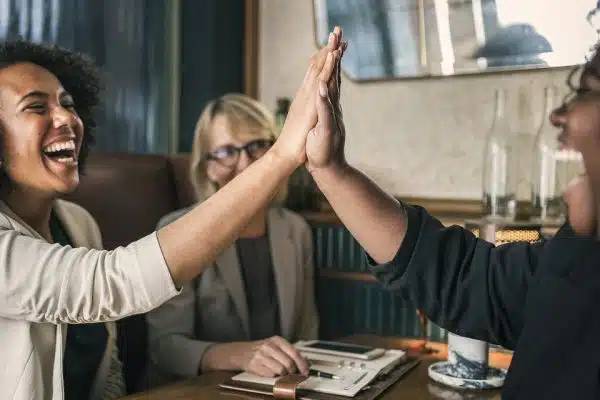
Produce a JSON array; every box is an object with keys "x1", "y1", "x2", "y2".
[{"x1": 189, "y1": 93, "x2": 288, "y2": 202}]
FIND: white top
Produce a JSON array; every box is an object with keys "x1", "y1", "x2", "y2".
[{"x1": 0, "y1": 199, "x2": 179, "y2": 399}]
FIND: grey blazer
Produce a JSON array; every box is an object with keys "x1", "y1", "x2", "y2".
[{"x1": 146, "y1": 206, "x2": 318, "y2": 381}]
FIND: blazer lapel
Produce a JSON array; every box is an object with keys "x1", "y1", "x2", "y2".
[
  {"x1": 0, "y1": 201, "x2": 44, "y2": 240},
  {"x1": 268, "y1": 209, "x2": 297, "y2": 339},
  {"x1": 0, "y1": 200, "x2": 93, "y2": 249},
  {"x1": 53, "y1": 200, "x2": 88, "y2": 248},
  {"x1": 216, "y1": 245, "x2": 251, "y2": 337}
]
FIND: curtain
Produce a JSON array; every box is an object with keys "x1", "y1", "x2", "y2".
[{"x1": 0, "y1": 0, "x2": 172, "y2": 154}]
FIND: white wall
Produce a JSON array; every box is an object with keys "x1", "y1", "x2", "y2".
[{"x1": 258, "y1": 1, "x2": 573, "y2": 199}]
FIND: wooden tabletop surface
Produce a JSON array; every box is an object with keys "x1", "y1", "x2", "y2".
[{"x1": 122, "y1": 334, "x2": 511, "y2": 399}]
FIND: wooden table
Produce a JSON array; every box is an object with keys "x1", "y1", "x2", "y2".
[{"x1": 122, "y1": 334, "x2": 511, "y2": 399}]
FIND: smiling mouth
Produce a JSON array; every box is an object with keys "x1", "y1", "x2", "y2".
[
  {"x1": 42, "y1": 139, "x2": 78, "y2": 166},
  {"x1": 557, "y1": 133, "x2": 568, "y2": 149}
]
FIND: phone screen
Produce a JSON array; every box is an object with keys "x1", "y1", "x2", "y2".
[{"x1": 305, "y1": 341, "x2": 373, "y2": 354}]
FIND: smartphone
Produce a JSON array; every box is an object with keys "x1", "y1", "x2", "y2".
[{"x1": 295, "y1": 340, "x2": 386, "y2": 360}]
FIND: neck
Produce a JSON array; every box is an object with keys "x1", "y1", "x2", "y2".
[
  {"x1": 240, "y1": 208, "x2": 268, "y2": 238},
  {"x1": 2, "y1": 186, "x2": 54, "y2": 242}
]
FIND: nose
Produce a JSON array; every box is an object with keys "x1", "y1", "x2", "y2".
[
  {"x1": 236, "y1": 149, "x2": 253, "y2": 172},
  {"x1": 51, "y1": 106, "x2": 74, "y2": 129},
  {"x1": 549, "y1": 104, "x2": 567, "y2": 128}
]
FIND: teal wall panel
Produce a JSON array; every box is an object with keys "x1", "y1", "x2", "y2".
[{"x1": 312, "y1": 222, "x2": 448, "y2": 343}]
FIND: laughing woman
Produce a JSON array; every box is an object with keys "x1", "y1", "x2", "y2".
[{"x1": 0, "y1": 29, "x2": 343, "y2": 400}]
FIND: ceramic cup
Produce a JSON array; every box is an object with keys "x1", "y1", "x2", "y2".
[{"x1": 446, "y1": 332, "x2": 489, "y2": 380}]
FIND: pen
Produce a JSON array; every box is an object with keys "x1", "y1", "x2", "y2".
[{"x1": 309, "y1": 368, "x2": 341, "y2": 380}]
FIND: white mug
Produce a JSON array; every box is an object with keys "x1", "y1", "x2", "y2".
[{"x1": 446, "y1": 332, "x2": 489, "y2": 380}]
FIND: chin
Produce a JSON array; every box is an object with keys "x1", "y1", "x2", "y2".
[{"x1": 53, "y1": 175, "x2": 80, "y2": 195}]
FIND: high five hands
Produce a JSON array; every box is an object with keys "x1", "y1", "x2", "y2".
[
  {"x1": 306, "y1": 26, "x2": 348, "y2": 173},
  {"x1": 271, "y1": 26, "x2": 347, "y2": 172}
]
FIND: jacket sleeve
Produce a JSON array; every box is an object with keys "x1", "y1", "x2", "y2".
[
  {"x1": 100, "y1": 329, "x2": 126, "y2": 399},
  {"x1": 295, "y1": 219, "x2": 319, "y2": 340},
  {"x1": 0, "y1": 214, "x2": 179, "y2": 324},
  {"x1": 368, "y1": 203, "x2": 547, "y2": 349},
  {"x1": 146, "y1": 281, "x2": 214, "y2": 378},
  {"x1": 147, "y1": 207, "x2": 215, "y2": 378}
]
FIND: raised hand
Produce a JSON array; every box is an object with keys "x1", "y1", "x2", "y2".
[
  {"x1": 305, "y1": 28, "x2": 348, "y2": 172},
  {"x1": 272, "y1": 27, "x2": 342, "y2": 167}
]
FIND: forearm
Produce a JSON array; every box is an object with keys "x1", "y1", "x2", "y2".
[
  {"x1": 158, "y1": 150, "x2": 296, "y2": 286},
  {"x1": 200, "y1": 341, "x2": 254, "y2": 373},
  {"x1": 311, "y1": 162, "x2": 407, "y2": 263}
]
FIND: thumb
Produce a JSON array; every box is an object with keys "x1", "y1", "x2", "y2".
[{"x1": 314, "y1": 80, "x2": 334, "y2": 140}]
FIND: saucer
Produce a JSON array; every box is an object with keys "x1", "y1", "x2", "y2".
[{"x1": 428, "y1": 361, "x2": 506, "y2": 390}]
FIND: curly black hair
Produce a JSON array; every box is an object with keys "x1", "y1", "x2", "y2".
[{"x1": 0, "y1": 39, "x2": 102, "y2": 173}]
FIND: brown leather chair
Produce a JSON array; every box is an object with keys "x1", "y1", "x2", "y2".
[{"x1": 65, "y1": 151, "x2": 195, "y2": 393}]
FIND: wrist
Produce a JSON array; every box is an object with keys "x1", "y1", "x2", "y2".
[
  {"x1": 201, "y1": 342, "x2": 244, "y2": 372},
  {"x1": 269, "y1": 143, "x2": 303, "y2": 173},
  {"x1": 309, "y1": 159, "x2": 350, "y2": 186},
  {"x1": 199, "y1": 343, "x2": 222, "y2": 373}
]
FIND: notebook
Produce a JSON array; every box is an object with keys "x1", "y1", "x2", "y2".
[
  {"x1": 227, "y1": 346, "x2": 408, "y2": 397},
  {"x1": 219, "y1": 356, "x2": 420, "y2": 400}
]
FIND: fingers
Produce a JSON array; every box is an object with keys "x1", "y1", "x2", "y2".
[
  {"x1": 270, "y1": 336, "x2": 309, "y2": 375},
  {"x1": 318, "y1": 48, "x2": 339, "y2": 85},
  {"x1": 325, "y1": 26, "x2": 342, "y2": 52},
  {"x1": 338, "y1": 41, "x2": 348, "y2": 92},
  {"x1": 315, "y1": 81, "x2": 334, "y2": 140},
  {"x1": 328, "y1": 41, "x2": 346, "y2": 106},
  {"x1": 304, "y1": 26, "x2": 343, "y2": 86},
  {"x1": 246, "y1": 337, "x2": 308, "y2": 377},
  {"x1": 326, "y1": 38, "x2": 347, "y2": 114},
  {"x1": 247, "y1": 354, "x2": 282, "y2": 377}
]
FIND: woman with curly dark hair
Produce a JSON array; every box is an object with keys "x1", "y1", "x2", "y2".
[
  {"x1": 0, "y1": 29, "x2": 344, "y2": 400},
  {"x1": 304, "y1": 29, "x2": 600, "y2": 399}
]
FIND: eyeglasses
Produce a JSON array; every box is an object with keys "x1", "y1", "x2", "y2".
[{"x1": 205, "y1": 139, "x2": 274, "y2": 167}]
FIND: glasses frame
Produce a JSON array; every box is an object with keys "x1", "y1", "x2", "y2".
[{"x1": 205, "y1": 138, "x2": 275, "y2": 167}]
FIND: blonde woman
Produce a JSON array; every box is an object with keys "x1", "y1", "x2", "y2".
[{"x1": 147, "y1": 94, "x2": 319, "y2": 382}]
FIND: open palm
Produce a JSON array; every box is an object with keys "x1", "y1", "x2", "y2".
[{"x1": 306, "y1": 31, "x2": 348, "y2": 171}]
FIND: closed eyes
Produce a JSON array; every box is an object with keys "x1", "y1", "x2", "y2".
[{"x1": 24, "y1": 100, "x2": 76, "y2": 114}]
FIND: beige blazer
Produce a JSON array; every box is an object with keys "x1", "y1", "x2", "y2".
[
  {"x1": 146, "y1": 207, "x2": 318, "y2": 382},
  {"x1": 0, "y1": 200, "x2": 179, "y2": 400}
]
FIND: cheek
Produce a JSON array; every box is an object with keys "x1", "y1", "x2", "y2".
[
  {"x1": 206, "y1": 163, "x2": 235, "y2": 186},
  {"x1": 1, "y1": 119, "x2": 43, "y2": 161},
  {"x1": 568, "y1": 102, "x2": 600, "y2": 142},
  {"x1": 73, "y1": 114, "x2": 84, "y2": 133}
]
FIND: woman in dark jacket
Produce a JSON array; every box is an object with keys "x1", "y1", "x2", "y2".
[{"x1": 306, "y1": 27, "x2": 600, "y2": 399}]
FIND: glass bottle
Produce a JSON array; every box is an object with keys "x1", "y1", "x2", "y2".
[
  {"x1": 274, "y1": 97, "x2": 291, "y2": 137},
  {"x1": 531, "y1": 86, "x2": 584, "y2": 223},
  {"x1": 482, "y1": 89, "x2": 518, "y2": 220}
]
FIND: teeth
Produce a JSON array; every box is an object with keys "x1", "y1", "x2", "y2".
[
  {"x1": 55, "y1": 157, "x2": 77, "y2": 166},
  {"x1": 43, "y1": 139, "x2": 75, "y2": 154},
  {"x1": 555, "y1": 148, "x2": 582, "y2": 162}
]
